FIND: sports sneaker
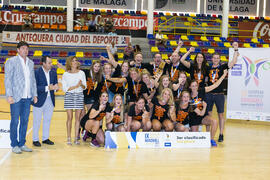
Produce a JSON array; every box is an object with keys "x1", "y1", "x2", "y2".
[
  {"x1": 20, "y1": 145, "x2": 33, "y2": 152},
  {"x1": 218, "y1": 134, "x2": 224, "y2": 142},
  {"x1": 83, "y1": 131, "x2": 90, "y2": 141},
  {"x1": 90, "y1": 139, "x2": 100, "y2": 147},
  {"x1": 12, "y1": 146, "x2": 22, "y2": 154},
  {"x1": 211, "y1": 139, "x2": 217, "y2": 147}
]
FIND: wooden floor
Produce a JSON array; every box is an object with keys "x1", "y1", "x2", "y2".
[{"x1": 0, "y1": 97, "x2": 270, "y2": 180}]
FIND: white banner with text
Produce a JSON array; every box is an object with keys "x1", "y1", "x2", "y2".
[
  {"x1": 105, "y1": 131, "x2": 211, "y2": 149},
  {"x1": 2, "y1": 31, "x2": 131, "y2": 47},
  {"x1": 227, "y1": 48, "x2": 270, "y2": 121},
  {"x1": 0, "y1": 120, "x2": 11, "y2": 149}
]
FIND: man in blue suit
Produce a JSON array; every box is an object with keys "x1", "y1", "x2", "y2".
[
  {"x1": 32, "y1": 56, "x2": 58, "y2": 147},
  {"x1": 5, "y1": 41, "x2": 38, "y2": 154}
]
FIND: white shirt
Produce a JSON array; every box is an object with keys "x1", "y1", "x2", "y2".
[
  {"x1": 62, "y1": 70, "x2": 86, "y2": 93},
  {"x1": 19, "y1": 55, "x2": 31, "y2": 98},
  {"x1": 42, "y1": 67, "x2": 50, "y2": 97}
]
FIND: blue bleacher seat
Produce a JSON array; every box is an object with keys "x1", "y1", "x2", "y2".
[
  {"x1": 203, "y1": 41, "x2": 211, "y2": 47},
  {"x1": 195, "y1": 48, "x2": 201, "y2": 53},
  {"x1": 0, "y1": 50, "x2": 8, "y2": 56},
  {"x1": 220, "y1": 37, "x2": 227, "y2": 42},
  {"x1": 68, "y1": 52, "x2": 76, "y2": 56},
  {"x1": 101, "y1": 52, "x2": 108, "y2": 58},
  {"x1": 222, "y1": 49, "x2": 229, "y2": 54},
  {"x1": 218, "y1": 42, "x2": 225, "y2": 47},
  {"x1": 147, "y1": 34, "x2": 154, "y2": 39},
  {"x1": 188, "y1": 35, "x2": 195, "y2": 41},
  {"x1": 166, "y1": 47, "x2": 173, "y2": 53},
  {"x1": 58, "y1": 59, "x2": 66, "y2": 65},
  {"x1": 250, "y1": 43, "x2": 257, "y2": 48},
  {"x1": 84, "y1": 60, "x2": 92, "y2": 66},
  {"x1": 43, "y1": 51, "x2": 51, "y2": 56}
]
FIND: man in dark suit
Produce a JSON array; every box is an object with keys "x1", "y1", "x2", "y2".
[{"x1": 32, "y1": 56, "x2": 58, "y2": 147}]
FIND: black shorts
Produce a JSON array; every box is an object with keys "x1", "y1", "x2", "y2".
[
  {"x1": 84, "y1": 97, "x2": 95, "y2": 105},
  {"x1": 189, "y1": 113, "x2": 207, "y2": 127},
  {"x1": 205, "y1": 93, "x2": 225, "y2": 113}
]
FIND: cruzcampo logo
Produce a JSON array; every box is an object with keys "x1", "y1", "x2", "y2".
[{"x1": 242, "y1": 56, "x2": 270, "y2": 86}]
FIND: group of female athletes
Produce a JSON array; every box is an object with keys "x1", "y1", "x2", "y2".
[{"x1": 61, "y1": 40, "x2": 239, "y2": 147}]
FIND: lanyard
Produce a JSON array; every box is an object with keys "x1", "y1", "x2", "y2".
[
  {"x1": 211, "y1": 64, "x2": 220, "y2": 83},
  {"x1": 132, "y1": 80, "x2": 139, "y2": 97},
  {"x1": 177, "y1": 86, "x2": 183, "y2": 98},
  {"x1": 103, "y1": 74, "x2": 108, "y2": 90},
  {"x1": 90, "y1": 70, "x2": 98, "y2": 90},
  {"x1": 171, "y1": 63, "x2": 179, "y2": 79}
]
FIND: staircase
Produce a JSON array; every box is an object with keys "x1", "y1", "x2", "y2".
[{"x1": 132, "y1": 37, "x2": 152, "y2": 63}]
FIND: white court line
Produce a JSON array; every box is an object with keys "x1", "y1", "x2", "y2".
[{"x1": 0, "y1": 127, "x2": 33, "y2": 166}]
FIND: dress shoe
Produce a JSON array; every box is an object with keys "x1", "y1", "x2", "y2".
[
  {"x1": 33, "y1": 141, "x2": 41, "y2": 147},
  {"x1": 42, "y1": 139, "x2": 54, "y2": 145}
]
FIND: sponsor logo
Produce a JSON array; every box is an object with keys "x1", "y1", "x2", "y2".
[
  {"x1": 0, "y1": 11, "x2": 66, "y2": 25},
  {"x1": 144, "y1": 133, "x2": 159, "y2": 144},
  {"x1": 242, "y1": 56, "x2": 270, "y2": 86},
  {"x1": 253, "y1": 22, "x2": 270, "y2": 41}
]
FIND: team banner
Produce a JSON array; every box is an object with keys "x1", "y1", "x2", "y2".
[
  {"x1": 0, "y1": 10, "x2": 66, "y2": 25},
  {"x1": 206, "y1": 0, "x2": 258, "y2": 16},
  {"x1": 227, "y1": 48, "x2": 270, "y2": 121},
  {"x1": 2, "y1": 31, "x2": 131, "y2": 47},
  {"x1": 77, "y1": 0, "x2": 135, "y2": 10},
  {"x1": 0, "y1": 120, "x2": 11, "y2": 149},
  {"x1": 75, "y1": 14, "x2": 158, "y2": 30},
  {"x1": 239, "y1": 22, "x2": 270, "y2": 43},
  {"x1": 105, "y1": 131, "x2": 210, "y2": 149}
]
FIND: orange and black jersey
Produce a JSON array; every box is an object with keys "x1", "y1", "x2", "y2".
[
  {"x1": 148, "y1": 63, "x2": 169, "y2": 76},
  {"x1": 128, "y1": 104, "x2": 150, "y2": 121},
  {"x1": 186, "y1": 63, "x2": 209, "y2": 88},
  {"x1": 91, "y1": 102, "x2": 111, "y2": 121},
  {"x1": 111, "y1": 111, "x2": 122, "y2": 124},
  {"x1": 109, "y1": 65, "x2": 127, "y2": 95},
  {"x1": 83, "y1": 69, "x2": 100, "y2": 100},
  {"x1": 190, "y1": 88, "x2": 207, "y2": 120},
  {"x1": 172, "y1": 83, "x2": 187, "y2": 102},
  {"x1": 126, "y1": 76, "x2": 147, "y2": 102},
  {"x1": 165, "y1": 62, "x2": 187, "y2": 82},
  {"x1": 151, "y1": 97, "x2": 170, "y2": 122},
  {"x1": 206, "y1": 63, "x2": 228, "y2": 93},
  {"x1": 176, "y1": 104, "x2": 190, "y2": 125}
]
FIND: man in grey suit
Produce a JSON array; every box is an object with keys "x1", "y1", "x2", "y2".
[{"x1": 4, "y1": 41, "x2": 38, "y2": 154}]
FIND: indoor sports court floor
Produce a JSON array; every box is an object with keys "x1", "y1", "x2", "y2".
[{"x1": 0, "y1": 97, "x2": 270, "y2": 180}]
